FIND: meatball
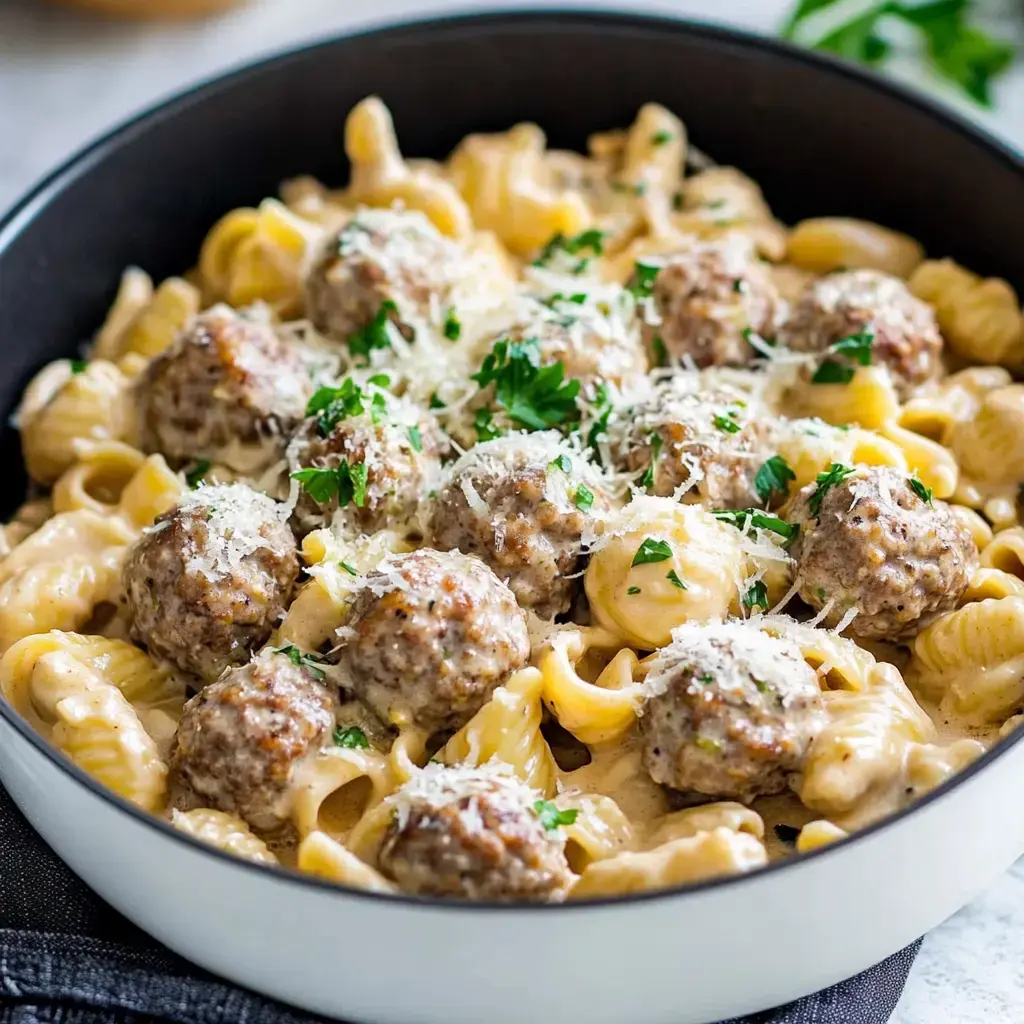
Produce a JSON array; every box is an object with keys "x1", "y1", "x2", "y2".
[
  {"x1": 170, "y1": 649, "x2": 335, "y2": 832},
  {"x1": 640, "y1": 621, "x2": 825, "y2": 802},
  {"x1": 486, "y1": 291, "x2": 646, "y2": 392},
  {"x1": 137, "y1": 308, "x2": 312, "y2": 468},
  {"x1": 612, "y1": 377, "x2": 772, "y2": 509},
  {"x1": 636, "y1": 236, "x2": 782, "y2": 368},
  {"x1": 287, "y1": 388, "x2": 442, "y2": 537},
  {"x1": 123, "y1": 483, "x2": 300, "y2": 682},
  {"x1": 428, "y1": 433, "x2": 609, "y2": 618},
  {"x1": 378, "y1": 763, "x2": 573, "y2": 901},
  {"x1": 779, "y1": 270, "x2": 941, "y2": 394},
  {"x1": 787, "y1": 465, "x2": 977, "y2": 640},
  {"x1": 336, "y1": 549, "x2": 530, "y2": 733},
  {"x1": 303, "y1": 207, "x2": 462, "y2": 345}
]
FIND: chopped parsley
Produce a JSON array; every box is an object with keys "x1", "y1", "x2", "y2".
[
  {"x1": 733, "y1": 279, "x2": 748, "y2": 295},
  {"x1": 306, "y1": 378, "x2": 368, "y2": 435},
  {"x1": 586, "y1": 381, "x2": 614, "y2": 458},
  {"x1": 370, "y1": 391, "x2": 388, "y2": 425},
  {"x1": 533, "y1": 799, "x2": 578, "y2": 831},
  {"x1": 713, "y1": 411, "x2": 742, "y2": 434},
  {"x1": 712, "y1": 508, "x2": 799, "y2": 541},
  {"x1": 291, "y1": 460, "x2": 369, "y2": 508},
  {"x1": 631, "y1": 537, "x2": 673, "y2": 566},
  {"x1": 627, "y1": 586, "x2": 642, "y2": 596},
  {"x1": 443, "y1": 308, "x2": 461, "y2": 341},
  {"x1": 628, "y1": 261, "x2": 660, "y2": 301},
  {"x1": 472, "y1": 338, "x2": 581, "y2": 431},
  {"x1": 544, "y1": 292, "x2": 588, "y2": 307},
  {"x1": 743, "y1": 581, "x2": 769, "y2": 612},
  {"x1": 333, "y1": 725, "x2": 369, "y2": 749},
  {"x1": 909, "y1": 477, "x2": 933, "y2": 504},
  {"x1": 274, "y1": 644, "x2": 326, "y2": 681},
  {"x1": 809, "y1": 463, "x2": 854, "y2": 516},
  {"x1": 185, "y1": 460, "x2": 211, "y2": 489},
  {"x1": 473, "y1": 407, "x2": 503, "y2": 442},
  {"x1": 429, "y1": 391, "x2": 446, "y2": 410},
  {"x1": 666, "y1": 569, "x2": 688, "y2": 590},
  {"x1": 637, "y1": 433, "x2": 664, "y2": 491},
  {"x1": 339, "y1": 561, "x2": 359, "y2": 576},
  {"x1": 549, "y1": 454, "x2": 572, "y2": 474},
  {"x1": 811, "y1": 331, "x2": 874, "y2": 385},
  {"x1": 347, "y1": 300, "x2": 398, "y2": 365},
  {"x1": 407, "y1": 426, "x2": 423, "y2": 452},
  {"x1": 773, "y1": 823, "x2": 800, "y2": 847},
  {"x1": 533, "y1": 229, "x2": 606, "y2": 270},
  {"x1": 573, "y1": 484, "x2": 595, "y2": 511},
  {"x1": 651, "y1": 335, "x2": 669, "y2": 368},
  {"x1": 651, "y1": 129, "x2": 674, "y2": 146},
  {"x1": 697, "y1": 673, "x2": 715, "y2": 684},
  {"x1": 744, "y1": 326, "x2": 776, "y2": 350},
  {"x1": 70, "y1": 358, "x2": 88, "y2": 374},
  {"x1": 754, "y1": 455, "x2": 797, "y2": 504}
]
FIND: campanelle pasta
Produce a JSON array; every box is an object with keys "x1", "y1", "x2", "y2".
[{"x1": 1, "y1": 96, "x2": 1018, "y2": 903}]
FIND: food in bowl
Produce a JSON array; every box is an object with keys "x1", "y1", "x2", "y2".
[{"x1": 3, "y1": 94, "x2": 1023, "y2": 902}]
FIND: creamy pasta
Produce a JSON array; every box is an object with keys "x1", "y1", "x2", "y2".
[{"x1": 3, "y1": 95, "x2": 1020, "y2": 902}]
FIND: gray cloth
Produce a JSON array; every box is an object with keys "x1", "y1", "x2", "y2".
[{"x1": 0, "y1": 786, "x2": 918, "y2": 1024}]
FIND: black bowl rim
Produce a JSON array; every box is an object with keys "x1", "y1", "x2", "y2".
[{"x1": 2, "y1": 7, "x2": 1023, "y2": 915}]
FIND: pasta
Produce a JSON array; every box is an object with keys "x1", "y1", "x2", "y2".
[{"x1": 1, "y1": 96, "x2": 1016, "y2": 904}]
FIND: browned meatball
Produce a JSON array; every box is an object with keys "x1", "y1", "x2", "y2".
[
  {"x1": 612, "y1": 378, "x2": 772, "y2": 509},
  {"x1": 137, "y1": 308, "x2": 312, "y2": 467},
  {"x1": 170, "y1": 649, "x2": 335, "y2": 832},
  {"x1": 428, "y1": 434, "x2": 609, "y2": 618},
  {"x1": 123, "y1": 484, "x2": 299, "y2": 682},
  {"x1": 335, "y1": 549, "x2": 530, "y2": 733},
  {"x1": 287, "y1": 386, "x2": 442, "y2": 537},
  {"x1": 487, "y1": 291, "x2": 646, "y2": 392},
  {"x1": 640, "y1": 621, "x2": 825, "y2": 802},
  {"x1": 787, "y1": 465, "x2": 977, "y2": 640},
  {"x1": 378, "y1": 764, "x2": 573, "y2": 902},
  {"x1": 303, "y1": 208, "x2": 462, "y2": 347},
  {"x1": 779, "y1": 270, "x2": 941, "y2": 395},
  {"x1": 636, "y1": 237, "x2": 782, "y2": 368}
]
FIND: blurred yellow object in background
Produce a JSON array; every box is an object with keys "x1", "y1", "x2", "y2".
[{"x1": 49, "y1": 0, "x2": 244, "y2": 18}]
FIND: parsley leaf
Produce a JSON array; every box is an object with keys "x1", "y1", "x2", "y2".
[
  {"x1": 574, "y1": 484, "x2": 594, "y2": 511},
  {"x1": 743, "y1": 581, "x2": 769, "y2": 612},
  {"x1": 291, "y1": 460, "x2": 369, "y2": 508},
  {"x1": 811, "y1": 331, "x2": 874, "y2": 384},
  {"x1": 70, "y1": 358, "x2": 88, "y2": 374},
  {"x1": 429, "y1": 391, "x2": 446, "y2": 410},
  {"x1": 809, "y1": 463, "x2": 854, "y2": 516},
  {"x1": 712, "y1": 509, "x2": 799, "y2": 541},
  {"x1": 909, "y1": 477, "x2": 933, "y2": 504},
  {"x1": 347, "y1": 300, "x2": 398, "y2": 365},
  {"x1": 533, "y1": 229, "x2": 606, "y2": 269},
  {"x1": 627, "y1": 586, "x2": 642, "y2": 596},
  {"x1": 811, "y1": 360, "x2": 856, "y2": 385},
  {"x1": 472, "y1": 339, "x2": 581, "y2": 431},
  {"x1": 754, "y1": 455, "x2": 797, "y2": 503},
  {"x1": 533, "y1": 799, "x2": 578, "y2": 831},
  {"x1": 473, "y1": 407, "x2": 503, "y2": 442},
  {"x1": 443, "y1": 308, "x2": 461, "y2": 341},
  {"x1": 636, "y1": 433, "x2": 664, "y2": 491},
  {"x1": 333, "y1": 725, "x2": 369, "y2": 749},
  {"x1": 339, "y1": 561, "x2": 359, "y2": 576},
  {"x1": 666, "y1": 569, "x2": 688, "y2": 590},
  {"x1": 713, "y1": 412, "x2": 742, "y2": 434},
  {"x1": 628, "y1": 261, "x2": 660, "y2": 301},
  {"x1": 585, "y1": 382, "x2": 614, "y2": 458},
  {"x1": 273, "y1": 644, "x2": 326, "y2": 681},
  {"x1": 549, "y1": 454, "x2": 572, "y2": 474},
  {"x1": 632, "y1": 537, "x2": 673, "y2": 566},
  {"x1": 290, "y1": 466, "x2": 339, "y2": 504},
  {"x1": 306, "y1": 378, "x2": 366, "y2": 435},
  {"x1": 407, "y1": 426, "x2": 423, "y2": 453},
  {"x1": 651, "y1": 335, "x2": 669, "y2": 368},
  {"x1": 185, "y1": 460, "x2": 211, "y2": 489},
  {"x1": 651, "y1": 130, "x2": 674, "y2": 146}
]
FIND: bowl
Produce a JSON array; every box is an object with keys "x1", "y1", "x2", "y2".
[{"x1": 1, "y1": 12, "x2": 1023, "y2": 1024}]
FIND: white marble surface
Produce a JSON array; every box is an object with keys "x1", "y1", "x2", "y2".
[{"x1": 1, "y1": 0, "x2": 1024, "y2": 1021}]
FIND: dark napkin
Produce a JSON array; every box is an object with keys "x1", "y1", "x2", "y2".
[{"x1": 0, "y1": 785, "x2": 919, "y2": 1024}]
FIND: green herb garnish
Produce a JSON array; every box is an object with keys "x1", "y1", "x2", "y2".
[
  {"x1": 443, "y1": 308, "x2": 461, "y2": 341},
  {"x1": 274, "y1": 644, "x2": 326, "y2": 681},
  {"x1": 333, "y1": 725, "x2": 369, "y2": 749},
  {"x1": 574, "y1": 484, "x2": 595, "y2": 511},
  {"x1": 651, "y1": 130, "x2": 674, "y2": 146},
  {"x1": 754, "y1": 455, "x2": 797, "y2": 504},
  {"x1": 713, "y1": 412, "x2": 742, "y2": 434},
  {"x1": 472, "y1": 338, "x2": 581, "y2": 431},
  {"x1": 407, "y1": 426, "x2": 423, "y2": 453},
  {"x1": 627, "y1": 586, "x2": 642, "y2": 595},
  {"x1": 666, "y1": 569, "x2": 688, "y2": 590},
  {"x1": 70, "y1": 359, "x2": 88, "y2": 374},
  {"x1": 637, "y1": 433, "x2": 664, "y2": 491},
  {"x1": 347, "y1": 300, "x2": 398, "y2": 365},
  {"x1": 306, "y1": 378, "x2": 366, "y2": 435},
  {"x1": 909, "y1": 477, "x2": 933, "y2": 504},
  {"x1": 809, "y1": 462, "x2": 855, "y2": 516},
  {"x1": 811, "y1": 331, "x2": 874, "y2": 385},
  {"x1": 631, "y1": 537, "x2": 673, "y2": 567},
  {"x1": 712, "y1": 508, "x2": 799, "y2": 540},
  {"x1": 743, "y1": 581, "x2": 769, "y2": 612},
  {"x1": 533, "y1": 229, "x2": 606, "y2": 269},
  {"x1": 585, "y1": 381, "x2": 613, "y2": 458},
  {"x1": 429, "y1": 391, "x2": 446, "y2": 410},
  {"x1": 291, "y1": 460, "x2": 369, "y2": 508},
  {"x1": 628, "y1": 261, "x2": 660, "y2": 301},
  {"x1": 533, "y1": 799, "x2": 578, "y2": 831},
  {"x1": 185, "y1": 460, "x2": 211, "y2": 489},
  {"x1": 339, "y1": 561, "x2": 359, "y2": 576},
  {"x1": 549, "y1": 454, "x2": 572, "y2": 474},
  {"x1": 473, "y1": 407, "x2": 503, "y2": 442}
]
